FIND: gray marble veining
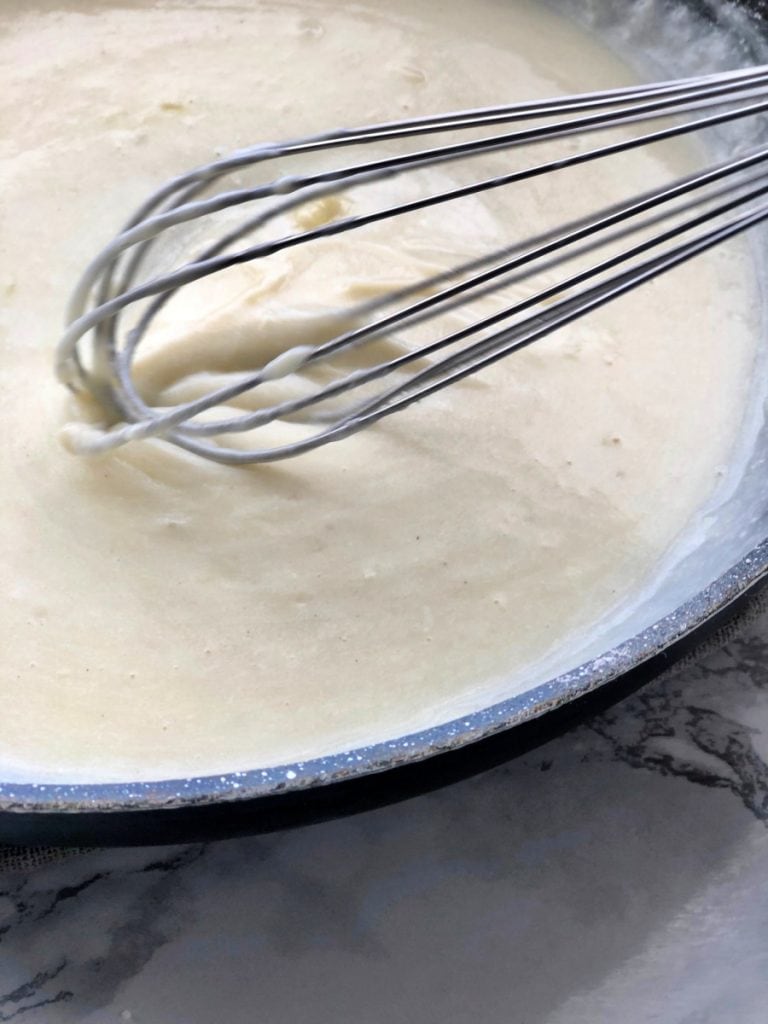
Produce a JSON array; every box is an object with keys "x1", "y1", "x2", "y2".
[{"x1": 2, "y1": 610, "x2": 768, "y2": 1023}]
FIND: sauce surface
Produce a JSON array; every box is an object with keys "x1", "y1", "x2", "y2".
[{"x1": 0, "y1": 0, "x2": 757, "y2": 781}]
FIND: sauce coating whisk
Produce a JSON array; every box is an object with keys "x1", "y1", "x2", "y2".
[{"x1": 56, "y1": 65, "x2": 768, "y2": 465}]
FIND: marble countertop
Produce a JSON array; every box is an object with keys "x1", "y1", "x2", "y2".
[{"x1": 2, "y1": 609, "x2": 768, "y2": 1024}]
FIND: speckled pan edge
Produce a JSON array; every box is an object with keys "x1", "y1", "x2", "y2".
[{"x1": 2, "y1": 537, "x2": 767, "y2": 815}]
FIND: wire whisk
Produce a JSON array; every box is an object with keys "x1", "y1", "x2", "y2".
[{"x1": 56, "y1": 64, "x2": 768, "y2": 465}]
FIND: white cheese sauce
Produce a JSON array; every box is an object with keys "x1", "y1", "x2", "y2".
[{"x1": 0, "y1": 0, "x2": 759, "y2": 781}]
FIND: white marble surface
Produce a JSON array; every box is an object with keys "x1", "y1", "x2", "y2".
[{"x1": 2, "y1": 610, "x2": 768, "y2": 1024}]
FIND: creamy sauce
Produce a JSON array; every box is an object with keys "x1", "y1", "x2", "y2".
[{"x1": 0, "y1": 0, "x2": 758, "y2": 781}]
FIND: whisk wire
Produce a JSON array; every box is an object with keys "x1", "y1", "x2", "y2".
[
  {"x1": 161, "y1": 151, "x2": 768, "y2": 441},
  {"x1": 56, "y1": 65, "x2": 768, "y2": 464},
  {"x1": 62, "y1": 66, "x2": 768, "y2": 342}
]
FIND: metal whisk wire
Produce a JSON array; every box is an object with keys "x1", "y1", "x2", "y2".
[{"x1": 56, "y1": 65, "x2": 768, "y2": 465}]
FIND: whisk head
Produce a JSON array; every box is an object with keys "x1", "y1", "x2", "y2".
[{"x1": 56, "y1": 64, "x2": 768, "y2": 465}]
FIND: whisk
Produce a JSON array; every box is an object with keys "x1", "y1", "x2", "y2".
[{"x1": 56, "y1": 64, "x2": 768, "y2": 465}]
